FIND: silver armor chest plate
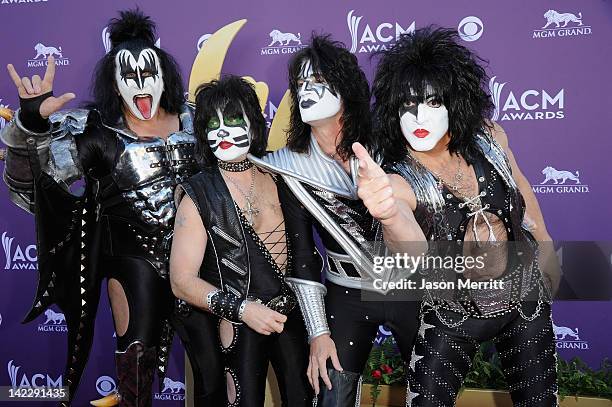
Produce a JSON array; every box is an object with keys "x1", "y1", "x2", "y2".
[{"x1": 112, "y1": 131, "x2": 197, "y2": 227}]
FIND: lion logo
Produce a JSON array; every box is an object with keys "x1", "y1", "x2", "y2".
[
  {"x1": 43, "y1": 309, "x2": 66, "y2": 325},
  {"x1": 552, "y1": 322, "x2": 580, "y2": 341},
  {"x1": 268, "y1": 30, "x2": 302, "y2": 46},
  {"x1": 33, "y1": 43, "x2": 63, "y2": 60},
  {"x1": 542, "y1": 10, "x2": 583, "y2": 29},
  {"x1": 540, "y1": 166, "x2": 580, "y2": 185},
  {"x1": 162, "y1": 377, "x2": 185, "y2": 393}
]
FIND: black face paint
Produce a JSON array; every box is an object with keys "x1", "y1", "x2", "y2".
[
  {"x1": 232, "y1": 134, "x2": 249, "y2": 143},
  {"x1": 297, "y1": 59, "x2": 338, "y2": 110},
  {"x1": 399, "y1": 93, "x2": 444, "y2": 118},
  {"x1": 206, "y1": 107, "x2": 252, "y2": 157},
  {"x1": 117, "y1": 48, "x2": 160, "y2": 90}
]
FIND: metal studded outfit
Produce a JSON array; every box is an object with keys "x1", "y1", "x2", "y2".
[
  {"x1": 0, "y1": 101, "x2": 197, "y2": 405},
  {"x1": 173, "y1": 167, "x2": 317, "y2": 407},
  {"x1": 387, "y1": 132, "x2": 558, "y2": 407},
  {"x1": 249, "y1": 135, "x2": 421, "y2": 407}
]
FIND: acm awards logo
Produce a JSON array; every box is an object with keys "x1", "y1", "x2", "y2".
[
  {"x1": 27, "y1": 42, "x2": 69, "y2": 68},
  {"x1": 38, "y1": 308, "x2": 67, "y2": 333},
  {"x1": 374, "y1": 325, "x2": 393, "y2": 345},
  {"x1": 197, "y1": 34, "x2": 212, "y2": 52},
  {"x1": 154, "y1": 377, "x2": 186, "y2": 401},
  {"x1": 260, "y1": 29, "x2": 306, "y2": 56},
  {"x1": 553, "y1": 321, "x2": 589, "y2": 350},
  {"x1": 265, "y1": 99, "x2": 280, "y2": 129},
  {"x1": 7, "y1": 360, "x2": 63, "y2": 388},
  {"x1": 489, "y1": 76, "x2": 564, "y2": 122},
  {"x1": 1, "y1": 0, "x2": 48, "y2": 5},
  {"x1": 533, "y1": 9, "x2": 592, "y2": 39},
  {"x1": 347, "y1": 9, "x2": 415, "y2": 54},
  {"x1": 532, "y1": 166, "x2": 588, "y2": 195},
  {"x1": 2, "y1": 231, "x2": 37, "y2": 271}
]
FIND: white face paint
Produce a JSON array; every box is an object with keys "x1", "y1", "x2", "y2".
[
  {"x1": 399, "y1": 88, "x2": 449, "y2": 152},
  {"x1": 296, "y1": 59, "x2": 342, "y2": 124},
  {"x1": 206, "y1": 108, "x2": 251, "y2": 162},
  {"x1": 115, "y1": 47, "x2": 164, "y2": 121}
]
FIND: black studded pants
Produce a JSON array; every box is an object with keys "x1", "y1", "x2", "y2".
[{"x1": 407, "y1": 302, "x2": 558, "y2": 407}]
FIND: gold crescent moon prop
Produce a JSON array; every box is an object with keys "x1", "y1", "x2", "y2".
[
  {"x1": 241, "y1": 76, "x2": 269, "y2": 113},
  {"x1": 0, "y1": 107, "x2": 13, "y2": 122},
  {"x1": 188, "y1": 19, "x2": 247, "y2": 102},
  {"x1": 267, "y1": 89, "x2": 291, "y2": 151},
  {"x1": 186, "y1": 18, "x2": 290, "y2": 151}
]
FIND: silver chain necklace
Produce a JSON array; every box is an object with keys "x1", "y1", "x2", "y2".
[
  {"x1": 221, "y1": 167, "x2": 260, "y2": 226},
  {"x1": 431, "y1": 154, "x2": 465, "y2": 194}
]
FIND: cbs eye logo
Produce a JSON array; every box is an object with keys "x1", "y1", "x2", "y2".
[
  {"x1": 458, "y1": 16, "x2": 484, "y2": 42},
  {"x1": 96, "y1": 376, "x2": 117, "y2": 396}
]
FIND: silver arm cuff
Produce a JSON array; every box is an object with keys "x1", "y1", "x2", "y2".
[
  {"x1": 0, "y1": 109, "x2": 53, "y2": 213},
  {"x1": 0, "y1": 108, "x2": 53, "y2": 148},
  {"x1": 285, "y1": 277, "x2": 330, "y2": 342},
  {"x1": 0, "y1": 109, "x2": 84, "y2": 213}
]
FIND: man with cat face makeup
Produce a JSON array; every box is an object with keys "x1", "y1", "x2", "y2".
[
  {"x1": 373, "y1": 27, "x2": 559, "y2": 406},
  {"x1": 250, "y1": 35, "x2": 426, "y2": 406},
  {"x1": 1, "y1": 10, "x2": 196, "y2": 406},
  {"x1": 170, "y1": 76, "x2": 316, "y2": 406}
]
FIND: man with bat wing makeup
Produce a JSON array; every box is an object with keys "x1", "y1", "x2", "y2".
[{"x1": 1, "y1": 9, "x2": 199, "y2": 406}]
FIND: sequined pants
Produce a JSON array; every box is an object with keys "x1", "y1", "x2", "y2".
[{"x1": 406, "y1": 302, "x2": 558, "y2": 407}]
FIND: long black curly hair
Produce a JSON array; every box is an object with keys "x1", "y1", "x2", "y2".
[
  {"x1": 88, "y1": 9, "x2": 185, "y2": 124},
  {"x1": 371, "y1": 26, "x2": 494, "y2": 163},
  {"x1": 286, "y1": 34, "x2": 372, "y2": 160},
  {"x1": 193, "y1": 75, "x2": 267, "y2": 167}
]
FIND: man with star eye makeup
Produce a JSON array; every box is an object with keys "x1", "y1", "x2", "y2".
[
  {"x1": 250, "y1": 34, "x2": 426, "y2": 406},
  {"x1": 170, "y1": 75, "x2": 317, "y2": 406},
  {"x1": 1, "y1": 9, "x2": 198, "y2": 406},
  {"x1": 372, "y1": 26, "x2": 560, "y2": 406}
]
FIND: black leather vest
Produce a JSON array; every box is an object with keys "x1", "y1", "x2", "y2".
[{"x1": 179, "y1": 168, "x2": 250, "y2": 299}]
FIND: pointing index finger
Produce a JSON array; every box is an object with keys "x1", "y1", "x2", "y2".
[{"x1": 352, "y1": 142, "x2": 385, "y2": 178}]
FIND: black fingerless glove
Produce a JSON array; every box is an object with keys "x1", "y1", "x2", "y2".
[
  {"x1": 206, "y1": 289, "x2": 246, "y2": 323},
  {"x1": 19, "y1": 91, "x2": 53, "y2": 133}
]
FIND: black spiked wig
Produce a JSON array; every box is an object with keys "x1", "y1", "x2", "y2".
[
  {"x1": 286, "y1": 34, "x2": 372, "y2": 160},
  {"x1": 88, "y1": 9, "x2": 185, "y2": 124},
  {"x1": 371, "y1": 26, "x2": 494, "y2": 163},
  {"x1": 193, "y1": 75, "x2": 267, "y2": 167}
]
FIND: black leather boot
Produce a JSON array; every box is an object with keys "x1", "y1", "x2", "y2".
[
  {"x1": 316, "y1": 369, "x2": 362, "y2": 407},
  {"x1": 115, "y1": 341, "x2": 157, "y2": 407}
]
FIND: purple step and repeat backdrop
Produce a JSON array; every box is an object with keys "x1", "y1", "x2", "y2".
[{"x1": 0, "y1": 0, "x2": 611, "y2": 405}]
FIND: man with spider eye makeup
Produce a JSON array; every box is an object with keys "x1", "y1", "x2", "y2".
[
  {"x1": 372, "y1": 27, "x2": 559, "y2": 406},
  {"x1": 170, "y1": 76, "x2": 316, "y2": 406},
  {"x1": 1, "y1": 9, "x2": 198, "y2": 406}
]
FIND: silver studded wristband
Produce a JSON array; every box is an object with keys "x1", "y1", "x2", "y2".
[{"x1": 206, "y1": 289, "x2": 243, "y2": 323}]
